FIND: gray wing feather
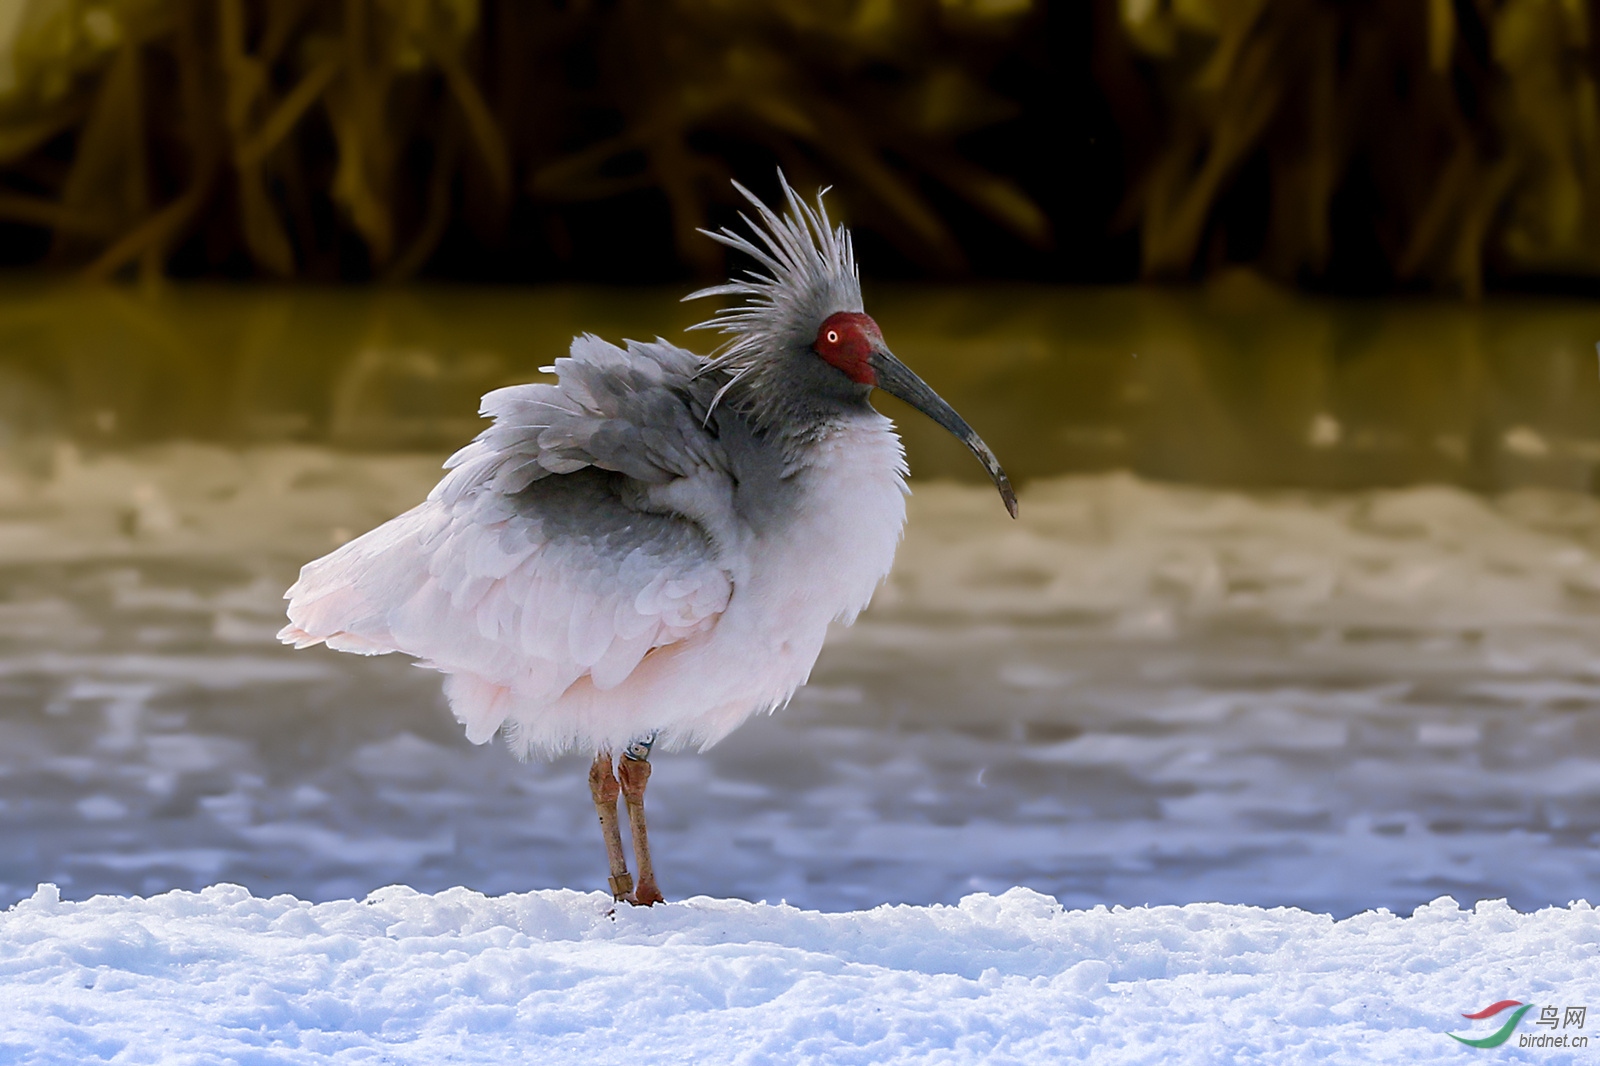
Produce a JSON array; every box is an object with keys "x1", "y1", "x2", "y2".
[
  {"x1": 280, "y1": 335, "x2": 738, "y2": 749},
  {"x1": 438, "y1": 334, "x2": 724, "y2": 503}
]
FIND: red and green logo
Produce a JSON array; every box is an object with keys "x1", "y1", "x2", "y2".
[
  {"x1": 1450, "y1": 1001, "x2": 1532, "y2": 1048},
  {"x1": 1450, "y1": 1000, "x2": 1590, "y2": 1048}
]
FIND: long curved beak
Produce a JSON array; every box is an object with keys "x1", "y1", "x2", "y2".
[{"x1": 869, "y1": 348, "x2": 1018, "y2": 518}]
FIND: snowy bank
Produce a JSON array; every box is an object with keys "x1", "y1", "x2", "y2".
[{"x1": 3, "y1": 885, "x2": 1597, "y2": 1064}]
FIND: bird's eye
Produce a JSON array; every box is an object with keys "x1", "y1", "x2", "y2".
[{"x1": 826, "y1": 330, "x2": 839, "y2": 344}]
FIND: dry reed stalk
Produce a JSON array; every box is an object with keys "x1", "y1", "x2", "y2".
[
  {"x1": 1116, "y1": 0, "x2": 1600, "y2": 293},
  {"x1": 0, "y1": 0, "x2": 1044, "y2": 281}
]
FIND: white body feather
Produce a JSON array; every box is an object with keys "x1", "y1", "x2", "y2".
[{"x1": 280, "y1": 336, "x2": 907, "y2": 757}]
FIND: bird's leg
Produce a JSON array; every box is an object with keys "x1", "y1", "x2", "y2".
[
  {"x1": 587, "y1": 750, "x2": 633, "y2": 902},
  {"x1": 618, "y1": 733, "x2": 664, "y2": 906}
]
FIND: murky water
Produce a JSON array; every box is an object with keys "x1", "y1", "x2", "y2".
[{"x1": 3, "y1": 282, "x2": 1600, "y2": 915}]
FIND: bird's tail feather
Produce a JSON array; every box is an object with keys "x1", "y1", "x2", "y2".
[{"x1": 277, "y1": 503, "x2": 438, "y2": 655}]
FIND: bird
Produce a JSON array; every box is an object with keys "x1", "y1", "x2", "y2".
[{"x1": 278, "y1": 173, "x2": 1016, "y2": 906}]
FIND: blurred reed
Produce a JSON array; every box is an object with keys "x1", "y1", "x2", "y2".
[
  {"x1": 0, "y1": 0, "x2": 1046, "y2": 283},
  {"x1": 1116, "y1": 0, "x2": 1600, "y2": 295},
  {"x1": 0, "y1": 0, "x2": 1597, "y2": 293}
]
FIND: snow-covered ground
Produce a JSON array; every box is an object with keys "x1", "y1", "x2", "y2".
[
  {"x1": 5, "y1": 445, "x2": 1600, "y2": 915},
  {"x1": 4, "y1": 883, "x2": 1597, "y2": 1064}
]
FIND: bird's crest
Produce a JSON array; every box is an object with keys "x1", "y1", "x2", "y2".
[{"x1": 684, "y1": 173, "x2": 863, "y2": 417}]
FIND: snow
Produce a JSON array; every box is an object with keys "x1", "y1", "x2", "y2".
[
  {"x1": 3, "y1": 883, "x2": 1596, "y2": 1064},
  {"x1": 3, "y1": 877, "x2": 1600, "y2": 1062}
]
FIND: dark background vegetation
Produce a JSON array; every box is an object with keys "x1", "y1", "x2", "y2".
[{"x1": 0, "y1": 0, "x2": 1596, "y2": 295}]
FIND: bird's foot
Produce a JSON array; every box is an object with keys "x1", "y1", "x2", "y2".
[
  {"x1": 608, "y1": 872, "x2": 635, "y2": 901},
  {"x1": 627, "y1": 880, "x2": 665, "y2": 907}
]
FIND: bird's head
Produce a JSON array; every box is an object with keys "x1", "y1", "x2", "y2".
[{"x1": 685, "y1": 173, "x2": 1017, "y2": 518}]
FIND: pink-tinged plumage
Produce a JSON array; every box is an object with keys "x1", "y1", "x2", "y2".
[
  {"x1": 279, "y1": 333, "x2": 906, "y2": 757},
  {"x1": 280, "y1": 173, "x2": 1013, "y2": 903}
]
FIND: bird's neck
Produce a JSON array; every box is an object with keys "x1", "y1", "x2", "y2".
[
  {"x1": 707, "y1": 386, "x2": 901, "y2": 540},
  {"x1": 715, "y1": 348, "x2": 878, "y2": 458}
]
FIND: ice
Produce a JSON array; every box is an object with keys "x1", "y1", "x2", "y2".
[
  {"x1": 2, "y1": 884, "x2": 1597, "y2": 1064},
  {"x1": 3, "y1": 445, "x2": 1600, "y2": 915}
]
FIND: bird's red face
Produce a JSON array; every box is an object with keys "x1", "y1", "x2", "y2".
[
  {"x1": 813, "y1": 311, "x2": 882, "y2": 386},
  {"x1": 813, "y1": 307, "x2": 1016, "y2": 517}
]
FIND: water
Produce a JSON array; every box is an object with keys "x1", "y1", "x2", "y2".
[{"x1": 4, "y1": 281, "x2": 1600, "y2": 916}]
